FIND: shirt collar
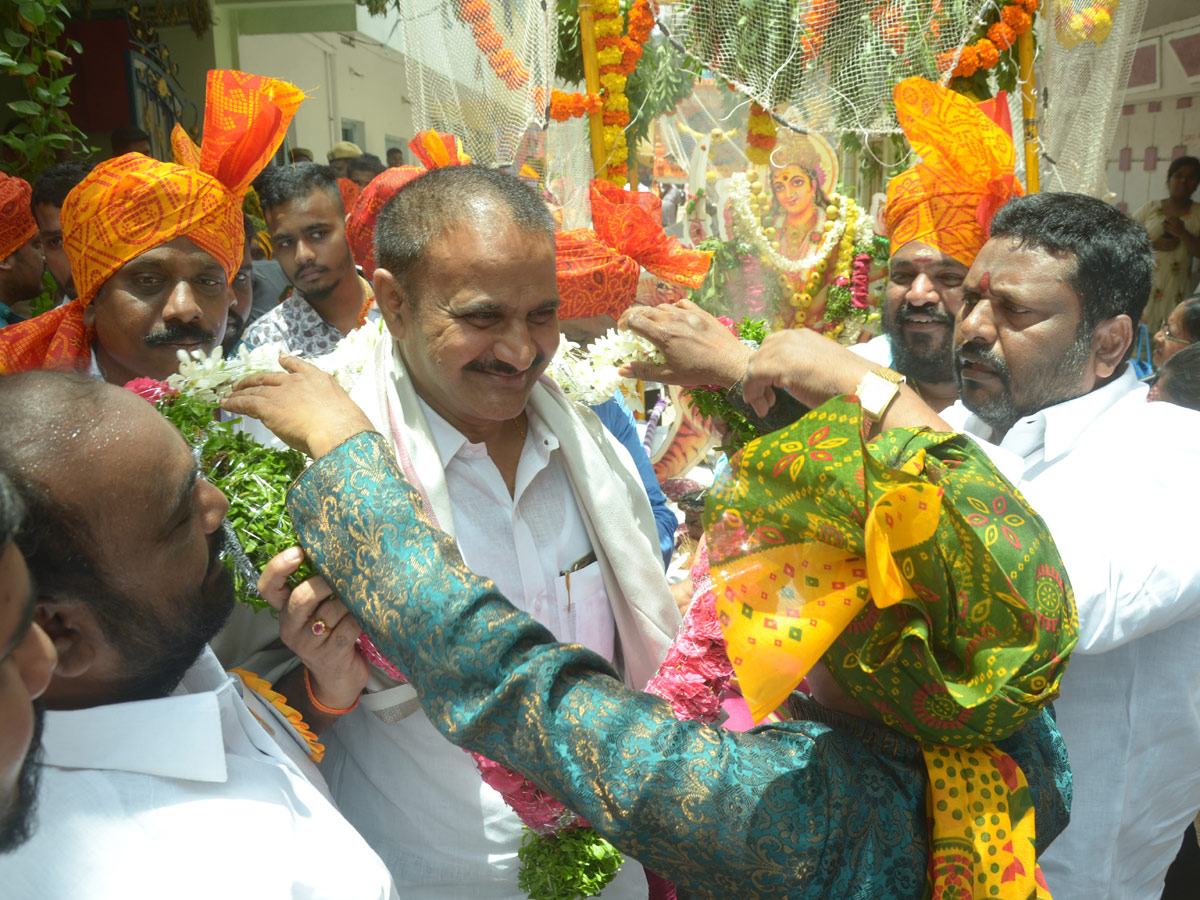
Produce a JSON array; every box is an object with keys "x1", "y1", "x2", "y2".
[
  {"x1": 40, "y1": 648, "x2": 232, "y2": 783},
  {"x1": 417, "y1": 395, "x2": 559, "y2": 469}
]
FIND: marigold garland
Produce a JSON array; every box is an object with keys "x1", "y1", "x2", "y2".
[
  {"x1": 593, "y1": 0, "x2": 655, "y2": 184},
  {"x1": 937, "y1": 0, "x2": 1038, "y2": 81},
  {"x1": 548, "y1": 89, "x2": 603, "y2": 122},
  {"x1": 745, "y1": 102, "x2": 777, "y2": 166},
  {"x1": 452, "y1": 0, "x2": 530, "y2": 90}
]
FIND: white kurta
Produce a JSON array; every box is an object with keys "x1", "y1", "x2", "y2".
[
  {"x1": 942, "y1": 367, "x2": 1200, "y2": 900},
  {"x1": 0, "y1": 648, "x2": 397, "y2": 900}
]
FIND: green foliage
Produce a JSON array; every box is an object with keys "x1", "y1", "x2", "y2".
[
  {"x1": 555, "y1": 0, "x2": 585, "y2": 86},
  {"x1": 516, "y1": 827, "x2": 622, "y2": 900},
  {"x1": 624, "y1": 33, "x2": 700, "y2": 155},
  {"x1": 684, "y1": 318, "x2": 767, "y2": 450},
  {"x1": 0, "y1": 0, "x2": 94, "y2": 178},
  {"x1": 157, "y1": 393, "x2": 315, "y2": 612},
  {"x1": 688, "y1": 238, "x2": 754, "y2": 317}
]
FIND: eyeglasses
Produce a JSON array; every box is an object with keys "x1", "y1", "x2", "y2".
[{"x1": 1162, "y1": 322, "x2": 1192, "y2": 344}]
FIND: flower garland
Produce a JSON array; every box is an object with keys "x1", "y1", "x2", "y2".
[
  {"x1": 548, "y1": 89, "x2": 604, "y2": 122},
  {"x1": 231, "y1": 668, "x2": 326, "y2": 762},
  {"x1": 727, "y1": 170, "x2": 849, "y2": 275},
  {"x1": 594, "y1": 0, "x2": 655, "y2": 183},
  {"x1": 545, "y1": 330, "x2": 663, "y2": 406},
  {"x1": 1054, "y1": 0, "x2": 1118, "y2": 49},
  {"x1": 452, "y1": 0, "x2": 530, "y2": 90},
  {"x1": 745, "y1": 102, "x2": 777, "y2": 166},
  {"x1": 800, "y1": 0, "x2": 839, "y2": 65},
  {"x1": 675, "y1": 119, "x2": 738, "y2": 145},
  {"x1": 937, "y1": 0, "x2": 1038, "y2": 81}
]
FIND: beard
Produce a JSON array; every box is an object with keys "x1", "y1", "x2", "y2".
[
  {"x1": 100, "y1": 528, "x2": 236, "y2": 705},
  {"x1": 0, "y1": 700, "x2": 45, "y2": 853},
  {"x1": 955, "y1": 330, "x2": 1093, "y2": 434},
  {"x1": 885, "y1": 303, "x2": 956, "y2": 384}
]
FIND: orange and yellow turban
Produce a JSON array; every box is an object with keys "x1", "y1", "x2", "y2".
[
  {"x1": 883, "y1": 77, "x2": 1024, "y2": 267},
  {"x1": 0, "y1": 173, "x2": 37, "y2": 261},
  {"x1": 0, "y1": 69, "x2": 300, "y2": 375},
  {"x1": 346, "y1": 130, "x2": 471, "y2": 277},
  {"x1": 556, "y1": 180, "x2": 712, "y2": 320}
]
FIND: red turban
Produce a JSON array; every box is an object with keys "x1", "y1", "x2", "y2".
[
  {"x1": 0, "y1": 173, "x2": 36, "y2": 261},
  {"x1": 346, "y1": 131, "x2": 471, "y2": 277},
  {"x1": 0, "y1": 69, "x2": 301, "y2": 375},
  {"x1": 883, "y1": 78, "x2": 1024, "y2": 267},
  {"x1": 556, "y1": 180, "x2": 712, "y2": 320}
]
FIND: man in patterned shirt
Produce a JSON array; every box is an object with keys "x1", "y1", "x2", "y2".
[{"x1": 242, "y1": 163, "x2": 377, "y2": 358}]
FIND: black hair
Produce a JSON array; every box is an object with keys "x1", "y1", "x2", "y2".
[
  {"x1": 111, "y1": 125, "x2": 150, "y2": 155},
  {"x1": 348, "y1": 153, "x2": 386, "y2": 179},
  {"x1": 1167, "y1": 155, "x2": 1200, "y2": 179},
  {"x1": 374, "y1": 164, "x2": 555, "y2": 283},
  {"x1": 989, "y1": 193, "x2": 1154, "y2": 344},
  {"x1": 1175, "y1": 296, "x2": 1200, "y2": 342},
  {"x1": 30, "y1": 160, "x2": 95, "y2": 211},
  {"x1": 256, "y1": 161, "x2": 343, "y2": 215},
  {"x1": 0, "y1": 470, "x2": 22, "y2": 554},
  {"x1": 1157, "y1": 342, "x2": 1200, "y2": 412}
]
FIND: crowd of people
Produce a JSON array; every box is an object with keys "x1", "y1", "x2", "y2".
[{"x1": 0, "y1": 65, "x2": 1198, "y2": 900}]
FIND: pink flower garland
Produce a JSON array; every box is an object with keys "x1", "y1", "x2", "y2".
[{"x1": 850, "y1": 252, "x2": 872, "y2": 310}]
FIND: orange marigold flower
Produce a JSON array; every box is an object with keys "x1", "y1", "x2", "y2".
[
  {"x1": 1001, "y1": 4, "x2": 1032, "y2": 34},
  {"x1": 954, "y1": 44, "x2": 979, "y2": 77},
  {"x1": 935, "y1": 49, "x2": 957, "y2": 72},
  {"x1": 1019, "y1": 0, "x2": 1039, "y2": 13},
  {"x1": 460, "y1": 0, "x2": 490, "y2": 21},
  {"x1": 603, "y1": 109, "x2": 631, "y2": 126},
  {"x1": 975, "y1": 38, "x2": 999, "y2": 68},
  {"x1": 988, "y1": 21, "x2": 1016, "y2": 50},
  {"x1": 477, "y1": 32, "x2": 503, "y2": 53}
]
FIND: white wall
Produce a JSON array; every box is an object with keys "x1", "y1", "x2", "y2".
[
  {"x1": 238, "y1": 30, "x2": 415, "y2": 162},
  {"x1": 1109, "y1": 14, "x2": 1200, "y2": 213}
]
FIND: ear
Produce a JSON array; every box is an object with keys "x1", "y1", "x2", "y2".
[
  {"x1": 372, "y1": 267, "x2": 410, "y2": 341},
  {"x1": 0, "y1": 253, "x2": 15, "y2": 273},
  {"x1": 1092, "y1": 314, "x2": 1133, "y2": 379},
  {"x1": 34, "y1": 599, "x2": 99, "y2": 681}
]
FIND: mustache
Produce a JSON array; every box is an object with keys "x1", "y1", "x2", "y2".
[
  {"x1": 465, "y1": 352, "x2": 547, "y2": 377},
  {"x1": 895, "y1": 304, "x2": 954, "y2": 326},
  {"x1": 294, "y1": 264, "x2": 329, "y2": 280},
  {"x1": 144, "y1": 324, "x2": 215, "y2": 347},
  {"x1": 955, "y1": 343, "x2": 1010, "y2": 382}
]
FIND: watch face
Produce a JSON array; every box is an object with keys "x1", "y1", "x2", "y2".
[{"x1": 858, "y1": 371, "x2": 902, "y2": 422}]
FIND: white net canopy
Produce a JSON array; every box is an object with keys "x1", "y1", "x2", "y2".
[
  {"x1": 393, "y1": 0, "x2": 555, "y2": 167},
  {"x1": 1037, "y1": 0, "x2": 1148, "y2": 196},
  {"x1": 659, "y1": 0, "x2": 997, "y2": 135}
]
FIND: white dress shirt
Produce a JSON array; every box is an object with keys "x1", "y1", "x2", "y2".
[
  {"x1": 318, "y1": 402, "x2": 647, "y2": 900},
  {"x1": 847, "y1": 333, "x2": 894, "y2": 367},
  {"x1": 0, "y1": 648, "x2": 397, "y2": 900},
  {"x1": 942, "y1": 367, "x2": 1200, "y2": 899}
]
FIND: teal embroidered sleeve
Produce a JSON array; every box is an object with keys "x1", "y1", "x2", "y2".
[{"x1": 288, "y1": 431, "x2": 1071, "y2": 900}]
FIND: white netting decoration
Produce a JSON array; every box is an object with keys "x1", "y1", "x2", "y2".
[
  {"x1": 659, "y1": 0, "x2": 997, "y2": 135},
  {"x1": 1037, "y1": 0, "x2": 1148, "y2": 196},
  {"x1": 396, "y1": 0, "x2": 554, "y2": 167}
]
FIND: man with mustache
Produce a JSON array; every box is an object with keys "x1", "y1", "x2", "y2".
[
  {"x1": 0, "y1": 69, "x2": 300, "y2": 382},
  {"x1": 242, "y1": 162, "x2": 378, "y2": 357},
  {"x1": 238, "y1": 164, "x2": 679, "y2": 899},
  {"x1": 220, "y1": 216, "x2": 256, "y2": 354},
  {"x1": 0, "y1": 472, "x2": 57, "y2": 855},
  {"x1": 0, "y1": 372, "x2": 397, "y2": 897}
]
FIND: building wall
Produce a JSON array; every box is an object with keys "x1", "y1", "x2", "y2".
[
  {"x1": 238, "y1": 30, "x2": 415, "y2": 163},
  {"x1": 1109, "y1": 14, "x2": 1200, "y2": 213}
]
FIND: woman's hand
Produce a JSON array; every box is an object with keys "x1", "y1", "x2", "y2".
[
  {"x1": 618, "y1": 300, "x2": 752, "y2": 388},
  {"x1": 1163, "y1": 216, "x2": 1188, "y2": 239},
  {"x1": 222, "y1": 354, "x2": 375, "y2": 458},
  {"x1": 260, "y1": 547, "x2": 368, "y2": 712}
]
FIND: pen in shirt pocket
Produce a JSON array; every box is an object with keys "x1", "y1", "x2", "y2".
[{"x1": 560, "y1": 550, "x2": 597, "y2": 612}]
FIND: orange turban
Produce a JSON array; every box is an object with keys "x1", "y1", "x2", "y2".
[
  {"x1": 346, "y1": 131, "x2": 471, "y2": 276},
  {"x1": 337, "y1": 177, "x2": 362, "y2": 214},
  {"x1": 883, "y1": 78, "x2": 1023, "y2": 267},
  {"x1": 0, "y1": 69, "x2": 301, "y2": 376},
  {"x1": 0, "y1": 173, "x2": 36, "y2": 260},
  {"x1": 557, "y1": 180, "x2": 712, "y2": 320}
]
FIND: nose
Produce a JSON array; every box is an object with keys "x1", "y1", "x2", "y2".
[
  {"x1": 198, "y1": 479, "x2": 230, "y2": 535},
  {"x1": 294, "y1": 238, "x2": 316, "y2": 266},
  {"x1": 15, "y1": 621, "x2": 56, "y2": 701},
  {"x1": 906, "y1": 273, "x2": 939, "y2": 307},
  {"x1": 493, "y1": 321, "x2": 537, "y2": 370},
  {"x1": 162, "y1": 281, "x2": 204, "y2": 324},
  {"x1": 958, "y1": 298, "x2": 997, "y2": 347}
]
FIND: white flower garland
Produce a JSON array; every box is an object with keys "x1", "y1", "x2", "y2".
[
  {"x1": 546, "y1": 329, "x2": 663, "y2": 406},
  {"x1": 727, "y1": 171, "x2": 848, "y2": 274}
]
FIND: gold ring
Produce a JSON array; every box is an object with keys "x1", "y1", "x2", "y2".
[{"x1": 311, "y1": 619, "x2": 328, "y2": 636}]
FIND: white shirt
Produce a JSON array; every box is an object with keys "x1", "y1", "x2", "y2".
[
  {"x1": 942, "y1": 367, "x2": 1200, "y2": 899},
  {"x1": 847, "y1": 333, "x2": 894, "y2": 367},
  {"x1": 0, "y1": 648, "x2": 397, "y2": 900},
  {"x1": 318, "y1": 402, "x2": 646, "y2": 900}
]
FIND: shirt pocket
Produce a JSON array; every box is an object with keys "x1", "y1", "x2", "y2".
[{"x1": 553, "y1": 558, "x2": 615, "y2": 663}]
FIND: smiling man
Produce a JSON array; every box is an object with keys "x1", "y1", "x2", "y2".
[
  {"x1": 0, "y1": 69, "x2": 300, "y2": 380},
  {"x1": 242, "y1": 162, "x2": 376, "y2": 357},
  {"x1": 240, "y1": 164, "x2": 680, "y2": 899}
]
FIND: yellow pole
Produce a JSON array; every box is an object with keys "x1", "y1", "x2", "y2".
[
  {"x1": 577, "y1": 0, "x2": 609, "y2": 180},
  {"x1": 1018, "y1": 28, "x2": 1040, "y2": 193}
]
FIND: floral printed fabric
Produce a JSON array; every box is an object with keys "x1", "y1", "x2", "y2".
[{"x1": 288, "y1": 430, "x2": 1072, "y2": 900}]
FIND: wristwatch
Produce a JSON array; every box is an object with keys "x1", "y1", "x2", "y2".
[{"x1": 855, "y1": 367, "x2": 906, "y2": 424}]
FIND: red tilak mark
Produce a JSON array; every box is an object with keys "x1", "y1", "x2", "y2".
[{"x1": 978, "y1": 271, "x2": 992, "y2": 294}]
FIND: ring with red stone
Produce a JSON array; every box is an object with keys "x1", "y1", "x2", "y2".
[{"x1": 311, "y1": 618, "x2": 328, "y2": 636}]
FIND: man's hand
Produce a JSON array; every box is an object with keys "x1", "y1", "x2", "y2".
[
  {"x1": 260, "y1": 547, "x2": 368, "y2": 714},
  {"x1": 741, "y1": 329, "x2": 873, "y2": 417},
  {"x1": 618, "y1": 300, "x2": 752, "y2": 388},
  {"x1": 222, "y1": 354, "x2": 375, "y2": 458}
]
